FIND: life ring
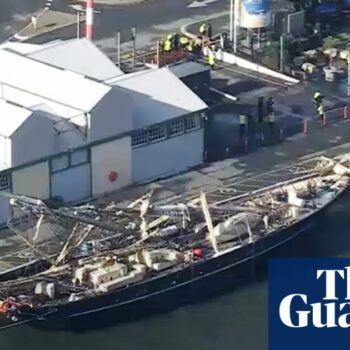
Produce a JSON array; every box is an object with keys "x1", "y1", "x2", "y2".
[{"x1": 108, "y1": 171, "x2": 118, "y2": 182}]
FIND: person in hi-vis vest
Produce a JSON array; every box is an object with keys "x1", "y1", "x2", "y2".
[{"x1": 239, "y1": 113, "x2": 247, "y2": 137}]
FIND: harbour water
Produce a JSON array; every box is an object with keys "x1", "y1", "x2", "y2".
[{"x1": 0, "y1": 190, "x2": 349, "y2": 350}]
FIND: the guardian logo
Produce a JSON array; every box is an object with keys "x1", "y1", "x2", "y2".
[
  {"x1": 280, "y1": 267, "x2": 350, "y2": 328},
  {"x1": 269, "y1": 259, "x2": 350, "y2": 350}
]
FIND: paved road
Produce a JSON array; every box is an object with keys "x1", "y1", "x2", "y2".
[
  {"x1": 0, "y1": 0, "x2": 229, "y2": 45},
  {"x1": 0, "y1": 0, "x2": 49, "y2": 41},
  {"x1": 0, "y1": 0, "x2": 45, "y2": 22},
  {"x1": 31, "y1": 1, "x2": 228, "y2": 68}
]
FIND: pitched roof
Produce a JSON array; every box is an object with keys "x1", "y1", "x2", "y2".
[
  {"x1": 0, "y1": 99, "x2": 32, "y2": 137},
  {"x1": 0, "y1": 42, "x2": 43, "y2": 55},
  {"x1": 169, "y1": 61, "x2": 210, "y2": 78},
  {"x1": 28, "y1": 39, "x2": 124, "y2": 81},
  {"x1": 0, "y1": 49, "x2": 111, "y2": 113},
  {"x1": 106, "y1": 67, "x2": 207, "y2": 129}
]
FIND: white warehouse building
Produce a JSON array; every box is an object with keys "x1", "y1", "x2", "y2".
[
  {"x1": 0, "y1": 40, "x2": 208, "y2": 226},
  {"x1": 0, "y1": 99, "x2": 57, "y2": 168},
  {"x1": 0, "y1": 38, "x2": 124, "y2": 81},
  {"x1": 0, "y1": 48, "x2": 133, "y2": 143},
  {"x1": 108, "y1": 68, "x2": 207, "y2": 184}
]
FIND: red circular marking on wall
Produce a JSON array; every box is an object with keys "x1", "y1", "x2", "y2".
[{"x1": 108, "y1": 171, "x2": 118, "y2": 182}]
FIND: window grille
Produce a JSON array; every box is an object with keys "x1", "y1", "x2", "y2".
[
  {"x1": 131, "y1": 130, "x2": 148, "y2": 147},
  {"x1": 185, "y1": 114, "x2": 200, "y2": 131},
  {"x1": 0, "y1": 172, "x2": 10, "y2": 190},
  {"x1": 148, "y1": 126, "x2": 166, "y2": 143},
  {"x1": 169, "y1": 119, "x2": 184, "y2": 137}
]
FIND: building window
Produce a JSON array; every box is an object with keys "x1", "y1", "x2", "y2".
[
  {"x1": 132, "y1": 130, "x2": 148, "y2": 148},
  {"x1": 148, "y1": 126, "x2": 166, "y2": 143},
  {"x1": 51, "y1": 155, "x2": 69, "y2": 173},
  {"x1": 169, "y1": 118, "x2": 184, "y2": 137},
  {"x1": 185, "y1": 114, "x2": 200, "y2": 132},
  {"x1": 70, "y1": 149, "x2": 88, "y2": 166},
  {"x1": 0, "y1": 172, "x2": 10, "y2": 190}
]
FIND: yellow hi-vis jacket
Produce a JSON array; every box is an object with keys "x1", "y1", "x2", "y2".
[
  {"x1": 267, "y1": 113, "x2": 274, "y2": 123},
  {"x1": 208, "y1": 52, "x2": 215, "y2": 66},
  {"x1": 317, "y1": 104, "x2": 324, "y2": 115},
  {"x1": 199, "y1": 23, "x2": 206, "y2": 34},
  {"x1": 313, "y1": 92, "x2": 321, "y2": 101},
  {"x1": 180, "y1": 36, "x2": 189, "y2": 45},
  {"x1": 194, "y1": 37, "x2": 202, "y2": 46},
  {"x1": 239, "y1": 114, "x2": 247, "y2": 125},
  {"x1": 166, "y1": 33, "x2": 173, "y2": 40},
  {"x1": 163, "y1": 40, "x2": 171, "y2": 52}
]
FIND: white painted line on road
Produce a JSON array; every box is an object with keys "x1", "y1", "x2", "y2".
[
  {"x1": 10, "y1": 7, "x2": 49, "y2": 42},
  {"x1": 187, "y1": 0, "x2": 219, "y2": 8},
  {"x1": 187, "y1": 1, "x2": 208, "y2": 8},
  {"x1": 180, "y1": 10, "x2": 228, "y2": 37},
  {"x1": 69, "y1": 4, "x2": 101, "y2": 14}
]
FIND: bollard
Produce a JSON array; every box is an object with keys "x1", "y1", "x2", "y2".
[
  {"x1": 322, "y1": 113, "x2": 326, "y2": 126},
  {"x1": 303, "y1": 119, "x2": 308, "y2": 134},
  {"x1": 31, "y1": 16, "x2": 38, "y2": 30},
  {"x1": 279, "y1": 128, "x2": 283, "y2": 141},
  {"x1": 245, "y1": 137, "x2": 248, "y2": 152},
  {"x1": 344, "y1": 106, "x2": 348, "y2": 120}
]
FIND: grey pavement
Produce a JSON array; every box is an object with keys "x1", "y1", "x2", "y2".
[
  {"x1": 0, "y1": 0, "x2": 230, "y2": 62},
  {"x1": 16, "y1": 0, "x2": 229, "y2": 45},
  {"x1": 74, "y1": 0, "x2": 144, "y2": 4},
  {"x1": 0, "y1": 0, "x2": 47, "y2": 42},
  {"x1": 14, "y1": 9, "x2": 83, "y2": 41},
  {"x1": 207, "y1": 61, "x2": 348, "y2": 137}
]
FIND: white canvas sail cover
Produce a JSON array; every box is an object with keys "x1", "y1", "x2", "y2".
[{"x1": 213, "y1": 212, "x2": 261, "y2": 242}]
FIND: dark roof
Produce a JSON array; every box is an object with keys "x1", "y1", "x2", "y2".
[{"x1": 169, "y1": 61, "x2": 210, "y2": 78}]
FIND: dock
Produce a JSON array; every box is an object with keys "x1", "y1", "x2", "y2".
[{"x1": 0, "y1": 153, "x2": 332, "y2": 276}]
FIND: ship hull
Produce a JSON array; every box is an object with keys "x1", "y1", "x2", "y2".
[{"x1": 0, "y1": 191, "x2": 342, "y2": 332}]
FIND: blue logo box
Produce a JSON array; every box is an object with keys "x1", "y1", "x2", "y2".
[{"x1": 269, "y1": 258, "x2": 350, "y2": 350}]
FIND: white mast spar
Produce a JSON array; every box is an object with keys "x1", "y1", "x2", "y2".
[{"x1": 199, "y1": 191, "x2": 219, "y2": 254}]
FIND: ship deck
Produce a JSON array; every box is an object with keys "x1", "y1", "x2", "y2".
[{"x1": 0, "y1": 154, "x2": 326, "y2": 275}]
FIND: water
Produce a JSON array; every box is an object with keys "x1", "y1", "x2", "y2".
[{"x1": 1, "y1": 190, "x2": 350, "y2": 350}]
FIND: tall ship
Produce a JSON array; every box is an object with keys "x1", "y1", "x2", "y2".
[{"x1": 0, "y1": 154, "x2": 350, "y2": 331}]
